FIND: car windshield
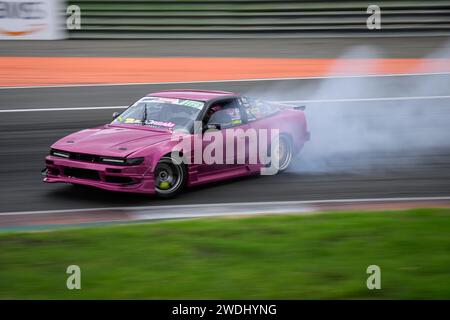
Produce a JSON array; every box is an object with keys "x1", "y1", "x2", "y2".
[{"x1": 111, "y1": 96, "x2": 204, "y2": 131}]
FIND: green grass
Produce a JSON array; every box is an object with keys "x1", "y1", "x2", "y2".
[{"x1": 1, "y1": 208, "x2": 450, "y2": 299}]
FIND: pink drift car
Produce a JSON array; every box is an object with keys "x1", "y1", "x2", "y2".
[{"x1": 43, "y1": 90, "x2": 310, "y2": 198}]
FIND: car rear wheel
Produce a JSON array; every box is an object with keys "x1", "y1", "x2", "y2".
[
  {"x1": 154, "y1": 156, "x2": 187, "y2": 198},
  {"x1": 273, "y1": 135, "x2": 293, "y2": 172}
]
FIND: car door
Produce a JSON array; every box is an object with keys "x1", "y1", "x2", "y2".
[
  {"x1": 238, "y1": 96, "x2": 280, "y2": 169},
  {"x1": 197, "y1": 98, "x2": 248, "y2": 177}
]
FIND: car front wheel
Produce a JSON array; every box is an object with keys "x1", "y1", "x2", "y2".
[{"x1": 154, "y1": 156, "x2": 187, "y2": 198}]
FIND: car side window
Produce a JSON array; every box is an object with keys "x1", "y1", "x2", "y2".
[
  {"x1": 240, "y1": 96, "x2": 280, "y2": 121},
  {"x1": 205, "y1": 99, "x2": 243, "y2": 129}
]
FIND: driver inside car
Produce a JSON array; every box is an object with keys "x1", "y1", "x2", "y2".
[{"x1": 206, "y1": 104, "x2": 233, "y2": 129}]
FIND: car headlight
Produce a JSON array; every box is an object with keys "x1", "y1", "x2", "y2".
[
  {"x1": 100, "y1": 157, "x2": 126, "y2": 165},
  {"x1": 50, "y1": 149, "x2": 70, "y2": 158},
  {"x1": 125, "y1": 157, "x2": 145, "y2": 165},
  {"x1": 100, "y1": 157, "x2": 144, "y2": 166}
]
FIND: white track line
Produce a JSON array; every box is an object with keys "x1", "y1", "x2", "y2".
[
  {"x1": 1, "y1": 71, "x2": 450, "y2": 90},
  {"x1": 1, "y1": 94, "x2": 450, "y2": 113},
  {"x1": 1, "y1": 196, "x2": 450, "y2": 216}
]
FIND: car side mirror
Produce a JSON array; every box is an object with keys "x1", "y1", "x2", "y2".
[
  {"x1": 204, "y1": 123, "x2": 221, "y2": 131},
  {"x1": 112, "y1": 112, "x2": 121, "y2": 119}
]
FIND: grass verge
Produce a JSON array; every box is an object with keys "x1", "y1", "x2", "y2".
[{"x1": 1, "y1": 208, "x2": 449, "y2": 299}]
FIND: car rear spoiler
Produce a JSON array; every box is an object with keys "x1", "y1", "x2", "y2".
[
  {"x1": 270, "y1": 101, "x2": 306, "y2": 111},
  {"x1": 292, "y1": 105, "x2": 305, "y2": 111},
  {"x1": 278, "y1": 102, "x2": 305, "y2": 111}
]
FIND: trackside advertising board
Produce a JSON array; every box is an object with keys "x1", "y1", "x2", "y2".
[{"x1": 0, "y1": 0, "x2": 64, "y2": 39}]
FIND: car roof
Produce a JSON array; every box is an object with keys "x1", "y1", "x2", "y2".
[{"x1": 147, "y1": 89, "x2": 237, "y2": 102}]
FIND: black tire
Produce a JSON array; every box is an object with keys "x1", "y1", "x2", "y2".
[{"x1": 154, "y1": 156, "x2": 187, "y2": 198}]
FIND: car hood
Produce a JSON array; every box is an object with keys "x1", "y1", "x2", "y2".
[{"x1": 51, "y1": 125, "x2": 172, "y2": 157}]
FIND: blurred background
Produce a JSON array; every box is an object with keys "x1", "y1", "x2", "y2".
[
  {"x1": 1, "y1": 0, "x2": 450, "y2": 299},
  {"x1": 67, "y1": 0, "x2": 450, "y2": 39}
]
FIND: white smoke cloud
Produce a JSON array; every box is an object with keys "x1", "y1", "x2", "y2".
[{"x1": 247, "y1": 43, "x2": 450, "y2": 173}]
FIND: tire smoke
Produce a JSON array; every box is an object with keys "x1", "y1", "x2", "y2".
[{"x1": 247, "y1": 43, "x2": 450, "y2": 173}]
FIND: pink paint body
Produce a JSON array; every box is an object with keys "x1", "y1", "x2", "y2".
[{"x1": 43, "y1": 90, "x2": 309, "y2": 195}]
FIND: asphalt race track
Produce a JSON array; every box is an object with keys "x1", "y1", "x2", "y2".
[{"x1": 1, "y1": 73, "x2": 450, "y2": 213}]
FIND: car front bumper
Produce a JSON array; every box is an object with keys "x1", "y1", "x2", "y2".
[{"x1": 43, "y1": 155, "x2": 156, "y2": 194}]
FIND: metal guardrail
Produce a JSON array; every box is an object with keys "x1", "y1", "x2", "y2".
[{"x1": 68, "y1": 0, "x2": 450, "y2": 38}]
